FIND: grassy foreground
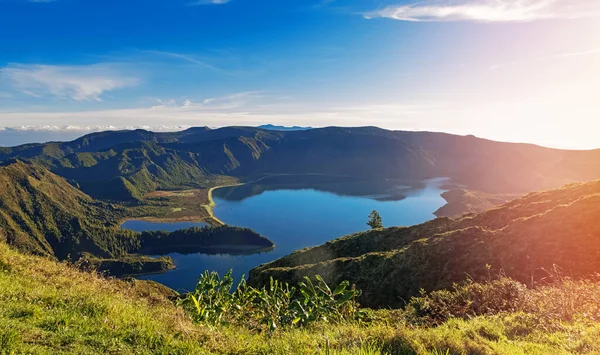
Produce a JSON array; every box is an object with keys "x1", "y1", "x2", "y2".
[{"x1": 2, "y1": 241, "x2": 600, "y2": 355}]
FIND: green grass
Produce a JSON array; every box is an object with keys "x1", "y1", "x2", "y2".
[{"x1": 2, "y1": 241, "x2": 600, "y2": 354}]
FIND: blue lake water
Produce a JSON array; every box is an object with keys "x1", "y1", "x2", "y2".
[{"x1": 137, "y1": 177, "x2": 449, "y2": 291}]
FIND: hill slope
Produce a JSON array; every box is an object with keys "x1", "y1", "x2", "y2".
[
  {"x1": 0, "y1": 160, "x2": 133, "y2": 259},
  {"x1": 249, "y1": 179, "x2": 600, "y2": 308},
  {"x1": 2, "y1": 126, "x2": 600, "y2": 201},
  {"x1": 4, "y1": 239, "x2": 600, "y2": 354}
]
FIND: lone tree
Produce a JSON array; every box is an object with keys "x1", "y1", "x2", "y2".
[{"x1": 367, "y1": 210, "x2": 383, "y2": 230}]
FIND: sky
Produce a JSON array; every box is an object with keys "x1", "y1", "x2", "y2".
[{"x1": 0, "y1": 0, "x2": 599, "y2": 148}]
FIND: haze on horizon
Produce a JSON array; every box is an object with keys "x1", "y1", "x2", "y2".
[{"x1": 1, "y1": 0, "x2": 599, "y2": 149}]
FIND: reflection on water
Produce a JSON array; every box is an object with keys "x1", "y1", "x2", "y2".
[
  {"x1": 120, "y1": 220, "x2": 208, "y2": 233},
  {"x1": 214, "y1": 174, "x2": 419, "y2": 202},
  {"x1": 139, "y1": 177, "x2": 449, "y2": 292}
]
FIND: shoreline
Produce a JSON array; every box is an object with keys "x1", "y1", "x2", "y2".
[
  {"x1": 201, "y1": 182, "x2": 245, "y2": 226},
  {"x1": 199, "y1": 173, "x2": 339, "y2": 225}
]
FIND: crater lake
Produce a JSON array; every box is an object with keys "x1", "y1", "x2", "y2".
[{"x1": 137, "y1": 176, "x2": 450, "y2": 291}]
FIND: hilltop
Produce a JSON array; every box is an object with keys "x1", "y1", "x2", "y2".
[{"x1": 249, "y1": 179, "x2": 600, "y2": 308}]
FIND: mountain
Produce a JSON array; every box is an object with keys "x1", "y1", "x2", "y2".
[
  {"x1": 1, "y1": 126, "x2": 600, "y2": 202},
  {"x1": 0, "y1": 160, "x2": 274, "y2": 276},
  {"x1": 0, "y1": 160, "x2": 133, "y2": 259},
  {"x1": 248, "y1": 179, "x2": 600, "y2": 308}
]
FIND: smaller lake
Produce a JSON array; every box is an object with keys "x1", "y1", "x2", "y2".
[
  {"x1": 120, "y1": 220, "x2": 207, "y2": 233},
  {"x1": 136, "y1": 177, "x2": 449, "y2": 292}
]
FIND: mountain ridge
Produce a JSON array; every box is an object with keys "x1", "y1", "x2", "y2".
[{"x1": 2, "y1": 126, "x2": 599, "y2": 203}]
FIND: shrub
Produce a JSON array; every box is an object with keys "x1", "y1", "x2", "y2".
[
  {"x1": 405, "y1": 277, "x2": 527, "y2": 326},
  {"x1": 522, "y1": 277, "x2": 600, "y2": 324},
  {"x1": 179, "y1": 270, "x2": 363, "y2": 331}
]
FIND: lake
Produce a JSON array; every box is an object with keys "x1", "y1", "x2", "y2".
[{"x1": 137, "y1": 176, "x2": 449, "y2": 291}]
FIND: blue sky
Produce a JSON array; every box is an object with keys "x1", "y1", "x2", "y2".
[{"x1": 1, "y1": 0, "x2": 599, "y2": 148}]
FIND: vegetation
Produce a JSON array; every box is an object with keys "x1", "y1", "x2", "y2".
[
  {"x1": 3, "y1": 240, "x2": 600, "y2": 354},
  {"x1": 137, "y1": 226, "x2": 274, "y2": 254},
  {"x1": 179, "y1": 270, "x2": 362, "y2": 331},
  {"x1": 367, "y1": 210, "x2": 383, "y2": 230},
  {"x1": 250, "y1": 178, "x2": 600, "y2": 307},
  {"x1": 0, "y1": 160, "x2": 135, "y2": 259},
  {"x1": 80, "y1": 254, "x2": 175, "y2": 277}
]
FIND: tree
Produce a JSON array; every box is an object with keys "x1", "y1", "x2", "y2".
[{"x1": 367, "y1": 210, "x2": 383, "y2": 230}]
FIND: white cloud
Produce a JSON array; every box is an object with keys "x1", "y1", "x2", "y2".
[
  {"x1": 0, "y1": 63, "x2": 139, "y2": 101},
  {"x1": 188, "y1": 0, "x2": 231, "y2": 5},
  {"x1": 0, "y1": 93, "x2": 597, "y2": 149},
  {"x1": 364, "y1": 0, "x2": 600, "y2": 23},
  {"x1": 143, "y1": 50, "x2": 220, "y2": 71},
  {"x1": 0, "y1": 93, "x2": 449, "y2": 138},
  {"x1": 553, "y1": 49, "x2": 600, "y2": 59}
]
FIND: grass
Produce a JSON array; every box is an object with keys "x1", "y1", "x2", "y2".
[
  {"x1": 3, "y1": 241, "x2": 600, "y2": 354},
  {"x1": 136, "y1": 186, "x2": 238, "y2": 227}
]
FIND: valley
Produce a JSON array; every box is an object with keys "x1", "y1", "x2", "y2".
[{"x1": 4, "y1": 3, "x2": 599, "y2": 352}]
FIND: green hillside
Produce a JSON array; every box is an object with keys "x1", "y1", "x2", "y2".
[
  {"x1": 0, "y1": 160, "x2": 273, "y2": 276},
  {"x1": 3, "y1": 234, "x2": 600, "y2": 354},
  {"x1": 0, "y1": 160, "x2": 134, "y2": 259},
  {"x1": 249, "y1": 179, "x2": 600, "y2": 308}
]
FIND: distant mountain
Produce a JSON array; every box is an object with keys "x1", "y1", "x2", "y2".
[
  {"x1": 249, "y1": 178, "x2": 600, "y2": 308},
  {"x1": 1, "y1": 126, "x2": 600, "y2": 202},
  {"x1": 258, "y1": 124, "x2": 312, "y2": 131}
]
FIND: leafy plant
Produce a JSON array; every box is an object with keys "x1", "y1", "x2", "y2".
[
  {"x1": 291, "y1": 276, "x2": 363, "y2": 326},
  {"x1": 178, "y1": 270, "x2": 237, "y2": 325},
  {"x1": 180, "y1": 270, "x2": 363, "y2": 330}
]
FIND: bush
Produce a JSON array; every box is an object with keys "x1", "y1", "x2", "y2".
[
  {"x1": 522, "y1": 277, "x2": 600, "y2": 324},
  {"x1": 405, "y1": 277, "x2": 527, "y2": 326},
  {"x1": 405, "y1": 272, "x2": 600, "y2": 329}
]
